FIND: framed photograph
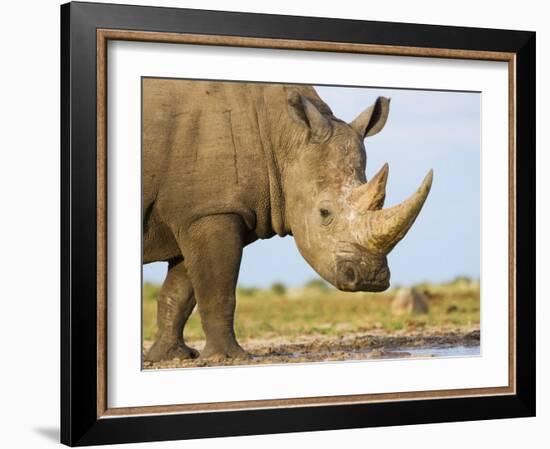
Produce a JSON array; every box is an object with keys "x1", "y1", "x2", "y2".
[{"x1": 61, "y1": 1, "x2": 535, "y2": 446}]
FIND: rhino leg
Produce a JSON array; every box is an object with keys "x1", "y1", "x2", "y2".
[
  {"x1": 181, "y1": 214, "x2": 248, "y2": 360},
  {"x1": 145, "y1": 258, "x2": 199, "y2": 362}
]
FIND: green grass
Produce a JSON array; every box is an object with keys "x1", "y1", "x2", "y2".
[{"x1": 143, "y1": 281, "x2": 480, "y2": 343}]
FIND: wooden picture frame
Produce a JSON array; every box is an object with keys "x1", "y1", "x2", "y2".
[{"x1": 61, "y1": 2, "x2": 535, "y2": 446}]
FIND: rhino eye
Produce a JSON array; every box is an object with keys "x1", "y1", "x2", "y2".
[{"x1": 319, "y1": 208, "x2": 331, "y2": 218}]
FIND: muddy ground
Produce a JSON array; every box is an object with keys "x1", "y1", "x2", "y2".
[{"x1": 143, "y1": 326, "x2": 480, "y2": 369}]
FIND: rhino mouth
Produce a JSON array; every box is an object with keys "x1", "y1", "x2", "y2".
[{"x1": 335, "y1": 259, "x2": 390, "y2": 292}]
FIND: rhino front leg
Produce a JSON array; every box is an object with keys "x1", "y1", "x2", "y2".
[
  {"x1": 181, "y1": 214, "x2": 248, "y2": 360},
  {"x1": 145, "y1": 259, "x2": 199, "y2": 362}
]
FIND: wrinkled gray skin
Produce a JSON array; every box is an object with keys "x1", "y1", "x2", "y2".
[{"x1": 143, "y1": 79, "x2": 433, "y2": 361}]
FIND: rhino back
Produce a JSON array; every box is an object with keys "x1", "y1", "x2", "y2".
[{"x1": 143, "y1": 79, "x2": 275, "y2": 261}]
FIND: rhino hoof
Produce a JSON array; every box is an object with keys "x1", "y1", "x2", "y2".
[
  {"x1": 199, "y1": 344, "x2": 250, "y2": 361},
  {"x1": 145, "y1": 341, "x2": 199, "y2": 362}
]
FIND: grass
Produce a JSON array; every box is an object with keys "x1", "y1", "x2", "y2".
[{"x1": 143, "y1": 280, "x2": 480, "y2": 343}]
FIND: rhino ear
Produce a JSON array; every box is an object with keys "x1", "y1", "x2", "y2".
[
  {"x1": 351, "y1": 96, "x2": 391, "y2": 139},
  {"x1": 287, "y1": 91, "x2": 332, "y2": 143}
]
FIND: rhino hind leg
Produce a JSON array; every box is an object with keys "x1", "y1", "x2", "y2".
[
  {"x1": 181, "y1": 214, "x2": 249, "y2": 360},
  {"x1": 145, "y1": 258, "x2": 199, "y2": 362}
]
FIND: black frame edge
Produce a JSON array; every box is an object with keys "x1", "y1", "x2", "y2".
[
  {"x1": 60, "y1": 2, "x2": 536, "y2": 446},
  {"x1": 60, "y1": 2, "x2": 72, "y2": 446},
  {"x1": 76, "y1": 396, "x2": 534, "y2": 446},
  {"x1": 70, "y1": 1, "x2": 535, "y2": 51},
  {"x1": 514, "y1": 32, "x2": 536, "y2": 416},
  {"x1": 62, "y1": 2, "x2": 101, "y2": 445}
]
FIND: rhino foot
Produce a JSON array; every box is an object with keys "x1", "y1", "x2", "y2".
[
  {"x1": 145, "y1": 340, "x2": 199, "y2": 362},
  {"x1": 199, "y1": 343, "x2": 250, "y2": 361}
]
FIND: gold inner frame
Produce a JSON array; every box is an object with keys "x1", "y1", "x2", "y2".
[{"x1": 96, "y1": 29, "x2": 517, "y2": 418}]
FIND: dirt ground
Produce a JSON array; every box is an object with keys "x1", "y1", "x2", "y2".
[{"x1": 143, "y1": 326, "x2": 480, "y2": 369}]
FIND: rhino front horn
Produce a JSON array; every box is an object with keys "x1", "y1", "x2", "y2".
[{"x1": 364, "y1": 169, "x2": 433, "y2": 254}]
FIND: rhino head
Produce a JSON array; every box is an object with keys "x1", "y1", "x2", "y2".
[{"x1": 284, "y1": 91, "x2": 433, "y2": 292}]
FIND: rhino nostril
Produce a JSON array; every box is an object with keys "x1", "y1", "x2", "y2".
[
  {"x1": 343, "y1": 267, "x2": 357, "y2": 283},
  {"x1": 336, "y1": 260, "x2": 360, "y2": 290}
]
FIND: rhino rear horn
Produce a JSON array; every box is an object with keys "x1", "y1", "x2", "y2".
[
  {"x1": 349, "y1": 163, "x2": 389, "y2": 212},
  {"x1": 287, "y1": 91, "x2": 332, "y2": 143}
]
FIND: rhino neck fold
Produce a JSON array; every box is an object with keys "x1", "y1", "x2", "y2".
[{"x1": 255, "y1": 93, "x2": 289, "y2": 237}]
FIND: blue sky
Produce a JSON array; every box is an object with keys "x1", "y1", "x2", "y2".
[{"x1": 143, "y1": 85, "x2": 480, "y2": 288}]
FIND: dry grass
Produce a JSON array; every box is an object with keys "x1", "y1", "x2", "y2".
[{"x1": 143, "y1": 280, "x2": 480, "y2": 344}]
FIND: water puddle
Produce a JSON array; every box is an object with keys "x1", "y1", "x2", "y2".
[
  {"x1": 401, "y1": 345, "x2": 480, "y2": 358},
  {"x1": 269, "y1": 345, "x2": 481, "y2": 362}
]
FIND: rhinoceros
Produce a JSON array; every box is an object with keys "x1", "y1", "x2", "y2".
[{"x1": 143, "y1": 78, "x2": 432, "y2": 361}]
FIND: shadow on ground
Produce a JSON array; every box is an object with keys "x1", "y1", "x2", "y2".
[{"x1": 34, "y1": 427, "x2": 59, "y2": 443}]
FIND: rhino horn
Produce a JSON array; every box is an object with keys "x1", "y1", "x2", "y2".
[
  {"x1": 349, "y1": 163, "x2": 389, "y2": 212},
  {"x1": 363, "y1": 169, "x2": 433, "y2": 254}
]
